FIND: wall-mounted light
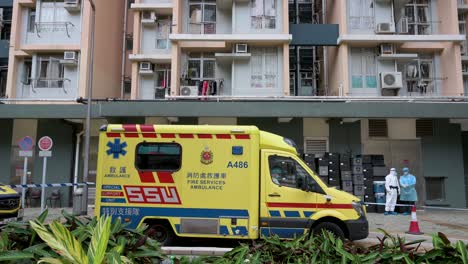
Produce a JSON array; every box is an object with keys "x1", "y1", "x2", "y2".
[{"x1": 278, "y1": 117, "x2": 293, "y2": 123}]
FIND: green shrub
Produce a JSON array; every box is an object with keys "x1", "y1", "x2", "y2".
[{"x1": 0, "y1": 209, "x2": 165, "y2": 264}]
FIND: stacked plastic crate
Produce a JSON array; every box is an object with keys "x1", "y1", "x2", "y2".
[
  {"x1": 351, "y1": 156, "x2": 374, "y2": 210},
  {"x1": 340, "y1": 154, "x2": 353, "y2": 194},
  {"x1": 370, "y1": 155, "x2": 388, "y2": 213}
]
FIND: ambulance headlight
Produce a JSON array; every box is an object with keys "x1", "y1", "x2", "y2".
[
  {"x1": 283, "y1": 138, "x2": 298, "y2": 152},
  {"x1": 352, "y1": 201, "x2": 365, "y2": 217}
]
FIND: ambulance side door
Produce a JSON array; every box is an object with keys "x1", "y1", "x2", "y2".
[{"x1": 260, "y1": 150, "x2": 321, "y2": 238}]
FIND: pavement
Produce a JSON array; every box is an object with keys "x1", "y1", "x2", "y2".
[{"x1": 14, "y1": 206, "x2": 468, "y2": 255}]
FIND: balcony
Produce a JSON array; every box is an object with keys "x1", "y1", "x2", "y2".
[
  {"x1": 20, "y1": 78, "x2": 74, "y2": 99},
  {"x1": 131, "y1": 0, "x2": 173, "y2": 14},
  {"x1": 23, "y1": 21, "x2": 81, "y2": 46},
  {"x1": 170, "y1": 33, "x2": 292, "y2": 44},
  {"x1": 338, "y1": 34, "x2": 466, "y2": 45},
  {"x1": 459, "y1": 0, "x2": 468, "y2": 13}
]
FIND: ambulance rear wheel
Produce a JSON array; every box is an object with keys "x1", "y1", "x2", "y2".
[
  {"x1": 147, "y1": 223, "x2": 175, "y2": 246},
  {"x1": 313, "y1": 222, "x2": 345, "y2": 239}
]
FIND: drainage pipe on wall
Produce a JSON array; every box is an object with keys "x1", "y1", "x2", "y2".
[
  {"x1": 74, "y1": 130, "x2": 85, "y2": 192},
  {"x1": 323, "y1": 0, "x2": 328, "y2": 96},
  {"x1": 120, "y1": 0, "x2": 129, "y2": 98}
]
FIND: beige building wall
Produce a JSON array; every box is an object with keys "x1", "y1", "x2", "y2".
[
  {"x1": 90, "y1": 0, "x2": 125, "y2": 99},
  {"x1": 303, "y1": 118, "x2": 329, "y2": 138},
  {"x1": 6, "y1": 0, "x2": 125, "y2": 100},
  {"x1": 326, "y1": 0, "x2": 348, "y2": 96},
  {"x1": 327, "y1": 44, "x2": 349, "y2": 96},
  {"x1": 437, "y1": 0, "x2": 459, "y2": 35}
]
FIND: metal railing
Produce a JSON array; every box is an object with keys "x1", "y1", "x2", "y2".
[
  {"x1": 34, "y1": 22, "x2": 76, "y2": 38},
  {"x1": 21, "y1": 78, "x2": 72, "y2": 94}
]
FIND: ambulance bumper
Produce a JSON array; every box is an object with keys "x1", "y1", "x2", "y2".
[{"x1": 345, "y1": 216, "x2": 369, "y2": 241}]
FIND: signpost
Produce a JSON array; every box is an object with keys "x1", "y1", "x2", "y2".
[
  {"x1": 18, "y1": 136, "x2": 34, "y2": 210},
  {"x1": 38, "y1": 136, "x2": 53, "y2": 212}
]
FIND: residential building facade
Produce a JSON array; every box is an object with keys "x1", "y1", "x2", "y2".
[
  {"x1": 0, "y1": 0, "x2": 468, "y2": 209},
  {"x1": 0, "y1": 0, "x2": 13, "y2": 98}
]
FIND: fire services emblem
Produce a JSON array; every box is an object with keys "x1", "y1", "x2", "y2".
[{"x1": 201, "y1": 147, "x2": 213, "y2": 165}]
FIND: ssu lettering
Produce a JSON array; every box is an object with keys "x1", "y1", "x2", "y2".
[{"x1": 124, "y1": 186, "x2": 181, "y2": 204}]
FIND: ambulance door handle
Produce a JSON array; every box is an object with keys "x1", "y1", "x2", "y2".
[{"x1": 269, "y1": 193, "x2": 281, "y2": 197}]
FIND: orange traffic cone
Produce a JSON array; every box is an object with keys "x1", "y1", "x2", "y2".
[{"x1": 406, "y1": 205, "x2": 423, "y2": 235}]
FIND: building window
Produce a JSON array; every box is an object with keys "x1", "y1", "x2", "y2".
[
  {"x1": 0, "y1": 7, "x2": 12, "y2": 39},
  {"x1": 251, "y1": 47, "x2": 277, "y2": 89},
  {"x1": 397, "y1": 55, "x2": 434, "y2": 95},
  {"x1": 27, "y1": 10, "x2": 36, "y2": 33},
  {"x1": 189, "y1": 0, "x2": 216, "y2": 34},
  {"x1": 37, "y1": 0, "x2": 68, "y2": 32},
  {"x1": 36, "y1": 56, "x2": 65, "y2": 88},
  {"x1": 350, "y1": 48, "x2": 377, "y2": 89},
  {"x1": 21, "y1": 60, "x2": 33, "y2": 85},
  {"x1": 125, "y1": 34, "x2": 133, "y2": 51},
  {"x1": 349, "y1": 0, "x2": 374, "y2": 31},
  {"x1": 136, "y1": 143, "x2": 181, "y2": 171},
  {"x1": 124, "y1": 79, "x2": 131, "y2": 94},
  {"x1": 425, "y1": 177, "x2": 446, "y2": 201},
  {"x1": 187, "y1": 53, "x2": 215, "y2": 85},
  {"x1": 156, "y1": 18, "x2": 171, "y2": 49},
  {"x1": 459, "y1": 14, "x2": 467, "y2": 55},
  {"x1": 251, "y1": 0, "x2": 276, "y2": 29},
  {"x1": 404, "y1": 0, "x2": 431, "y2": 35}
]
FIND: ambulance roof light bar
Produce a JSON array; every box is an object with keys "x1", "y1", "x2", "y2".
[
  {"x1": 109, "y1": 127, "x2": 125, "y2": 132},
  {"x1": 231, "y1": 129, "x2": 245, "y2": 134}
]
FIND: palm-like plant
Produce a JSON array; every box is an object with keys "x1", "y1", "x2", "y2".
[{"x1": 30, "y1": 215, "x2": 131, "y2": 264}]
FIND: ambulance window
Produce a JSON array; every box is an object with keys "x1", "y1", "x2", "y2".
[
  {"x1": 136, "y1": 143, "x2": 181, "y2": 171},
  {"x1": 269, "y1": 156, "x2": 316, "y2": 190}
]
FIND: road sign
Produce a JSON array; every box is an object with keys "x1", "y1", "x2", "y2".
[
  {"x1": 38, "y1": 136, "x2": 53, "y2": 151},
  {"x1": 19, "y1": 150, "x2": 33, "y2": 157},
  {"x1": 18, "y1": 136, "x2": 34, "y2": 151},
  {"x1": 39, "y1": 151, "x2": 52, "y2": 157}
]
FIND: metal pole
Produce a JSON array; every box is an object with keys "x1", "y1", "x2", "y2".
[
  {"x1": 82, "y1": 0, "x2": 96, "y2": 215},
  {"x1": 21, "y1": 157, "x2": 28, "y2": 209},
  {"x1": 40, "y1": 157, "x2": 47, "y2": 213}
]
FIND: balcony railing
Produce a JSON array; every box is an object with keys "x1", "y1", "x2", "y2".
[
  {"x1": 188, "y1": 22, "x2": 216, "y2": 34},
  {"x1": 34, "y1": 22, "x2": 76, "y2": 38},
  {"x1": 22, "y1": 78, "x2": 72, "y2": 95}
]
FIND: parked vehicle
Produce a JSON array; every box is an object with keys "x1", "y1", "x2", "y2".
[
  {"x1": 95, "y1": 124, "x2": 368, "y2": 245},
  {"x1": 0, "y1": 183, "x2": 21, "y2": 225}
]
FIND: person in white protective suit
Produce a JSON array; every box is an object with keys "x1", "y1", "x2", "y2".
[{"x1": 384, "y1": 168, "x2": 400, "y2": 216}]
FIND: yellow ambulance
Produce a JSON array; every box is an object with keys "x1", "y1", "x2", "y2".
[
  {"x1": 0, "y1": 184, "x2": 21, "y2": 225},
  {"x1": 95, "y1": 124, "x2": 368, "y2": 245}
]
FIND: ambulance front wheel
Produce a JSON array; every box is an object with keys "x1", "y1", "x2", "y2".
[
  {"x1": 313, "y1": 222, "x2": 345, "y2": 239},
  {"x1": 147, "y1": 223, "x2": 175, "y2": 246}
]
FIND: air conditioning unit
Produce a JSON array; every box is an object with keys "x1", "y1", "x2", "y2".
[
  {"x1": 235, "y1": 43, "x2": 248, "y2": 53},
  {"x1": 399, "y1": 17, "x2": 409, "y2": 34},
  {"x1": 375, "y1": 22, "x2": 395, "y2": 34},
  {"x1": 380, "y1": 43, "x2": 395, "y2": 55},
  {"x1": 64, "y1": 0, "x2": 81, "y2": 12},
  {"x1": 180, "y1": 86, "x2": 199, "y2": 97},
  {"x1": 139, "y1": 62, "x2": 153, "y2": 75},
  {"x1": 60, "y1": 51, "x2": 78, "y2": 66},
  {"x1": 380, "y1": 72, "x2": 403, "y2": 89},
  {"x1": 141, "y1": 11, "x2": 157, "y2": 26}
]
